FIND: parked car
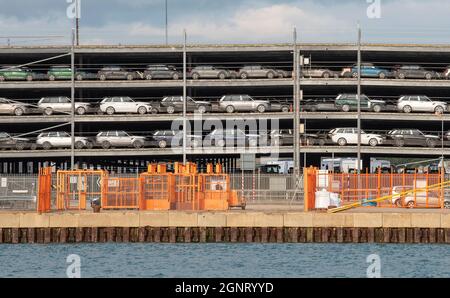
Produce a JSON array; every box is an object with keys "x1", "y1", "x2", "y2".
[
  {"x1": 47, "y1": 66, "x2": 88, "y2": 81},
  {"x1": 0, "y1": 98, "x2": 31, "y2": 116},
  {"x1": 218, "y1": 95, "x2": 270, "y2": 113},
  {"x1": 267, "y1": 129, "x2": 293, "y2": 146},
  {"x1": 189, "y1": 66, "x2": 236, "y2": 80},
  {"x1": 397, "y1": 95, "x2": 447, "y2": 114},
  {"x1": 328, "y1": 128, "x2": 384, "y2": 147},
  {"x1": 0, "y1": 132, "x2": 32, "y2": 150},
  {"x1": 386, "y1": 129, "x2": 440, "y2": 148},
  {"x1": 0, "y1": 67, "x2": 36, "y2": 81},
  {"x1": 335, "y1": 94, "x2": 386, "y2": 113},
  {"x1": 95, "y1": 131, "x2": 146, "y2": 149},
  {"x1": 301, "y1": 68, "x2": 338, "y2": 79},
  {"x1": 238, "y1": 65, "x2": 287, "y2": 79},
  {"x1": 97, "y1": 66, "x2": 141, "y2": 81},
  {"x1": 446, "y1": 130, "x2": 450, "y2": 141},
  {"x1": 150, "y1": 130, "x2": 202, "y2": 148},
  {"x1": 37, "y1": 96, "x2": 91, "y2": 115},
  {"x1": 345, "y1": 63, "x2": 391, "y2": 79},
  {"x1": 391, "y1": 186, "x2": 446, "y2": 208},
  {"x1": 143, "y1": 64, "x2": 182, "y2": 80},
  {"x1": 268, "y1": 100, "x2": 291, "y2": 113},
  {"x1": 99, "y1": 96, "x2": 153, "y2": 115},
  {"x1": 158, "y1": 96, "x2": 211, "y2": 114},
  {"x1": 36, "y1": 131, "x2": 92, "y2": 150},
  {"x1": 393, "y1": 65, "x2": 440, "y2": 80},
  {"x1": 301, "y1": 132, "x2": 328, "y2": 146},
  {"x1": 301, "y1": 98, "x2": 337, "y2": 112},
  {"x1": 204, "y1": 128, "x2": 260, "y2": 147},
  {"x1": 442, "y1": 66, "x2": 450, "y2": 80}
]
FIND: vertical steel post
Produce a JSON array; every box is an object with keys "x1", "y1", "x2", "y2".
[
  {"x1": 357, "y1": 22, "x2": 362, "y2": 174},
  {"x1": 71, "y1": 28, "x2": 75, "y2": 170},
  {"x1": 182, "y1": 29, "x2": 187, "y2": 164},
  {"x1": 75, "y1": 0, "x2": 80, "y2": 45},
  {"x1": 293, "y1": 28, "x2": 300, "y2": 176}
]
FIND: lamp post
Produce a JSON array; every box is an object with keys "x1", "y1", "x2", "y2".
[
  {"x1": 357, "y1": 22, "x2": 362, "y2": 174},
  {"x1": 182, "y1": 29, "x2": 187, "y2": 164}
]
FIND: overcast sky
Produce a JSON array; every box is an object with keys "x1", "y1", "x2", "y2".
[{"x1": 1, "y1": 0, "x2": 450, "y2": 45}]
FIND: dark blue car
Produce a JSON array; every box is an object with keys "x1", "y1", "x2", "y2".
[{"x1": 350, "y1": 63, "x2": 391, "y2": 79}]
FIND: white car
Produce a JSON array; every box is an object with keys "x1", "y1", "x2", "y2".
[
  {"x1": 95, "y1": 130, "x2": 146, "y2": 149},
  {"x1": 99, "y1": 96, "x2": 153, "y2": 115},
  {"x1": 397, "y1": 95, "x2": 447, "y2": 114},
  {"x1": 36, "y1": 131, "x2": 92, "y2": 150},
  {"x1": 328, "y1": 128, "x2": 384, "y2": 147},
  {"x1": 37, "y1": 96, "x2": 91, "y2": 116}
]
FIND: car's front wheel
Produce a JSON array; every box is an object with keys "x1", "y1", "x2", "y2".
[
  {"x1": 76, "y1": 74, "x2": 83, "y2": 81},
  {"x1": 192, "y1": 73, "x2": 200, "y2": 80},
  {"x1": 167, "y1": 106, "x2": 175, "y2": 114},
  {"x1": 369, "y1": 138, "x2": 379, "y2": 147},
  {"x1": 240, "y1": 72, "x2": 248, "y2": 79},
  {"x1": 434, "y1": 106, "x2": 444, "y2": 114},
  {"x1": 337, "y1": 138, "x2": 347, "y2": 146},
  {"x1": 372, "y1": 105, "x2": 382, "y2": 113},
  {"x1": 402, "y1": 105, "x2": 412, "y2": 113},
  {"x1": 158, "y1": 140, "x2": 167, "y2": 148},
  {"x1": 133, "y1": 140, "x2": 144, "y2": 148},
  {"x1": 395, "y1": 139, "x2": 405, "y2": 147},
  {"x1": 172, "y1": 73, "x2": 180, "y2": 80},
  {"x1": 218, "y1": 72, "x2": 226, "y2": 80},
  {"x1": 101, "y1": 141, "x2": 111, "y2": 149},
  {"x1": 75, "y1": 141, "x2": 84, "y2": 149},
  {"x1": 225, "y1": 105, "x2": 235, "y2": 113},
  {"x1": 126, "y1": 74, "x2": 134, "y2": 81},
  {"x1": 43, "y1": 108, "x2": 53, "y2": 116},
  {"x1": 15, "y1": 143, "x2": 26, "y2": 150},
  {"x1": 426, "y1": 139, "x2": 437, "y2": 148},
  {"x1": 197, "y1": 105, "x2": 206, "y2": 114},
  {"x1": 14, "y1": 107, "x2": 24, "y2": 116},
  {"x1": 137, "y1": 106, "x2": 147, "y2": 115},
  {"x1": 281, "y1": 106, "x2": 290, "y2": 113},
  {"x1": 378, "y1": 72, "x2": 386, "y2": 79},
  {"x1": 425, "y1": 73, "x2": 432, "y2": 80},
  {"x1": 267, "y1": 72, "x2": 275, "y2": 79},
  {"x1": 99, "y1": 74, "x2": 107, "y2": 81},
  {"x1": 76, "y1": 106, "x2": 86, "y2": 115},
  {"x1": 26, "y1": 75, "x2": 33, "y2": 81},
  {"x1": 406, "y1": 201, "x2": 415, "y2": 208},
  {"x1": 395, "y1": 199, "x2": 403, "y2": 208},
  {"x1": 257, "y1": 105, "x2": 266, "y2": 113},
  {"x1": 48, "y1": 75, "x2": 56, "y2": 81},
  {"x1": 145, "y1": 74, "x2": 153, "y2": 80},
  {"x1": 342, "y1": 104, "x2": 350, "y2": 112},
  {"x1": 42, "y1": 142, "x2": 52, "y2": 150},
  {"x1": 105, "y1": 107, "x2": 115, "y2": 115}
]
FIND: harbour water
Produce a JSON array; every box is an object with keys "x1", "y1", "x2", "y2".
[{"x1": 0, "y1": 243, "x2": 448, "y2": 278}]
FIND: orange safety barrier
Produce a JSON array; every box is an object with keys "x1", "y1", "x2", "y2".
[
  {"x1": 140, "y1": 167, "x2": 173, "y2": 211},
  {"x1": 37, "y1": 167, "x2": 52, "y2": 213},
  {"x1": 56, "y1": 170, "x2": 107, "y2": 211},
  {"x1": 103, "y1": 177, "x2": 140, "y2": 209},
  {"x1": 307, "y1": 167, "x2": 446, "y2": 210}
]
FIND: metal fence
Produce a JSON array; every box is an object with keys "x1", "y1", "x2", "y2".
[
  {"x1": 229, "y1": 173, "x2": 303, "y2": 203},
  {"x1": 0, "y1": 172, "x2": 304, "y2": 211},
  {"x1": 0, "y1": 174, "x2": 39, "y2": 210}
]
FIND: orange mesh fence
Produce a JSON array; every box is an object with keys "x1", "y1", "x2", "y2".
[
  {"x1": 56, "y1": 170, "x2": 106, "y2": 211},
  {"x1": 102, "y1": 177, "x2": 139, "y2": 209},
  {"x1": 312, "y1": 169, "x2": 446, "y2": 209}
]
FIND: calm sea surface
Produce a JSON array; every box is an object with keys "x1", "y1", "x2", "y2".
[{"x1": 0, "y1": 243, "x2": 448, "y2": 278}]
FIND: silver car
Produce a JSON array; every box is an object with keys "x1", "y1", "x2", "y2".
[
  {"x1": 37, "y1": 96, "x2": 91, "y2": 116},
  {"x1": 238, "y1": 65, "x2": 286, "y2": 79},
  {"x1": 218, "y1": 95, "x2": 270, "y2": 113},
  {"x1": 397, "y1": 95, "x2": 447, "y2": 114},
  {"x1": 95, "y1": 130, "x2": 146, "y2": 149},
  {"x1": 0, "y1": 97, "x2": 30, "y2": 116},
  {"x1": 36, "y1": 131, "x2": 92, "y2": 150},
  {"x1": 189, "y1": 66, "x2": 236, "y2": 80},
  {"x1": 99, "y1": 96, "x2": 153, "y2": 115},
  {"x1": 302, "y1": 68, "x2": 338, "y2": 79}
]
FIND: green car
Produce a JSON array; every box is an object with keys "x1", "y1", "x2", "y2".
[
  {"x1": 47, "y1": 66, "x2": 87, "y2": 81},
  {"x1": 0, "y1": 67, "x2": 35, "y2": 81}
]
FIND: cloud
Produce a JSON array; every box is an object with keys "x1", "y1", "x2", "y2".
[{"x1": 1, "y1": 0, "x2": 450, "y2": 45}]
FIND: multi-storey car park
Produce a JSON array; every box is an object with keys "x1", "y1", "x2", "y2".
[{"x1": 1, "y1": 43, "x2": 450, "y2": 173}]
